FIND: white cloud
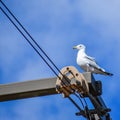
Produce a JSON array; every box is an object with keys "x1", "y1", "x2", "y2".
[
  {"x1": 78, "y1": 0, "x2": 120, "y2": 39},
  {"x1": 17, "y1": 59, "x2": 55, "y2": 81}
]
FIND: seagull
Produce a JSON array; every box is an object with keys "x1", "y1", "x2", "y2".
[{"x1": 73, "y1": 44, "x2": 113, "y2": 76}]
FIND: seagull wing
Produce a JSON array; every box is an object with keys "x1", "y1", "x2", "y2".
[
  {"x1": 89, "y1": 63, "x2": 113, "y2": 76},
  {"x1": 84, "y1": 55, "x2": 102, "y2": 69},
  {"x1": 85, "y1": 55, "x2": 95, "y2": 62},
  {"x1": 84, "y1": 57, "x2": 113, "y2": 76}
]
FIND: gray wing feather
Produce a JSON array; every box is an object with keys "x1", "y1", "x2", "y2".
[
  {"x1": 85, "y1": 55, "x2": 95, "y2": 62},
  {"x1": 84, "y1": 55, "x2": 113, "y2": 76},
  {"x1": 85, "y1": 55, "x2": 105, "y2": 71}
]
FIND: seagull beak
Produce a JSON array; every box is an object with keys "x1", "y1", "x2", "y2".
[{"x1": 73, "y1": 46, "x2": 77, "y2": 49}]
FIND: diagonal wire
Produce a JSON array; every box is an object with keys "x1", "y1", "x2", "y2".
[
  {"x1": 0, "y1": 0, "x2": 64, "y2": 77},
  {"x1": 0, "y1": 2, "x2": 97, "y2": 119},
  {"x1": 0, "y1": 2, "x2": 94, "y2": 119},
  {"x1": 74, "y1": 93, "x2": 85, "y2": 109},
  {"x1": 0, "y1": 3, "x2": 85, "y2": 115},
  {"x1": 0, "y1": 6, "x2": 59, "y2": 78},
  {"x1": 0, "y1": 1, "x2": 78, "y2": 99}
]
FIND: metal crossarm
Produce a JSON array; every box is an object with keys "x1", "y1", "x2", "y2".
[
  {"x1": 0, "y1": 77, "x2": 57, "y2": 102},
  {"x1": 56, "y1": 66, "x2": 111, "y2": 120},
  {"x1": 0, "y1": 66, "x2": 111, "y2": 120},
  {"x1": 56, "y1": 66, "x2": 89, "y2": 97}
]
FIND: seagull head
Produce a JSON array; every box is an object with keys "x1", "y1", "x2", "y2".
[{"x1": 73, "y1": 44, "x2": 86, "y2": 51}]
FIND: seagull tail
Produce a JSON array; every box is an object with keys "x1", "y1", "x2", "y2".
[
  {"x1": 96, "y1": 67, "x2": 113, "y2": 76},
  {"x1": 104, "y1": 71, "x2": 113, "y2": 76}
]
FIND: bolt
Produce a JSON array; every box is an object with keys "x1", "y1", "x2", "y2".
[{"x1": 76, "y1": 73, "x2": 79, "y2": 76}]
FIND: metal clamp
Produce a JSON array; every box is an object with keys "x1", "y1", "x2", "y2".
[{"x1": 56, "y1": 66, "x2": 89, "y2": 97}]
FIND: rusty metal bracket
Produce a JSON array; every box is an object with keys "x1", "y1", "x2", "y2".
[
  {"x1": 56, "y1": 66, "x2": 112, "y2": 120},
  {"x1": 56, "y1": 66, "x2": 89, "y2": 97}
]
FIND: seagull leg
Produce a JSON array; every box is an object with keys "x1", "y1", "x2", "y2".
[{"x1": 86, "y1": 64, "x2": 89, "y2": 72}]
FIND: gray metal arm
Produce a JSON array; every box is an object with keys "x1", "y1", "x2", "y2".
[{"x1": 0, "y1": 77, "x2": 57, "y2": 102}]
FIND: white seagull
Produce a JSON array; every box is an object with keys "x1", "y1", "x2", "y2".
[{"x1": 73, "y1": 44, "x2": 113, "y2": 76}]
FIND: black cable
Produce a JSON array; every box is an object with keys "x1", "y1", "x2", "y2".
[
  {"x1": 68, "y1": 96, "x2": 82, "y2": 112},
  {"x1": 0, "y1": 0, "x2": 64, "y2": 78},
  {"x1": 79, "y1": 94, "x2": 91, "y2": 119},
  {"x1": 83, "y1": 98, "x2": 88, "y2": 108},
  {"x1": 74, "y1": 93, "x2": 85, "y2": 109},
  {"x1": 80, "y1": 94, "x2": 89, "y2": 107},
  {"x1": 0, "y1": 5, "x2": 83, "y2": 113},
  {"x1": 0, "y1": 6, "x2": 59, "y2": 78},
  {"x1": 0, "y1": 1, "x2": 82, "y2": 97},
  {"x1": 0, "y1": 2, "x2": 89, "y2": 116},
  {"x1": 0, "y1": 1, "x2": 86, "y2": 112}
]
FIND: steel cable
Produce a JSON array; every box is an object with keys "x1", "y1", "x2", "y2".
[{"x1": 0, "y1": 1, "x2": 88, "y2": 118}]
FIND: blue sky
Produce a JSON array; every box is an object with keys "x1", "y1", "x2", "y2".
[{"x1": 0, "y1": 0, "x2": 120, "y2": 119}]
